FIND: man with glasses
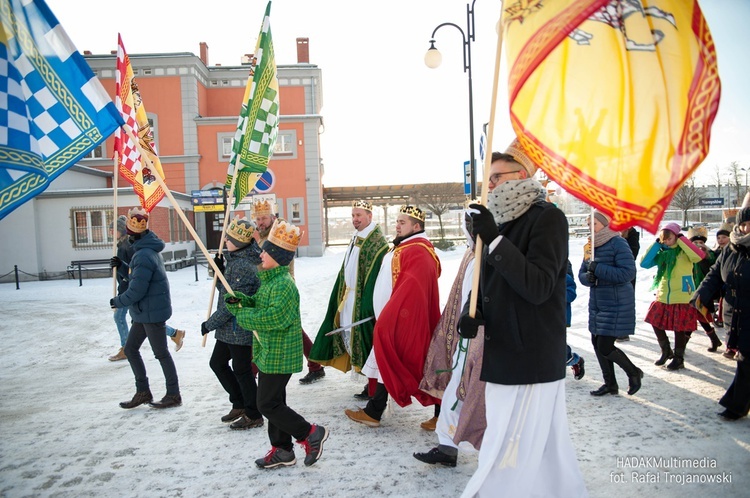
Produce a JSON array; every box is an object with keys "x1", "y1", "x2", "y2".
[{"x1": 459, "y1": 139, "x2": 587, "y2": 497}]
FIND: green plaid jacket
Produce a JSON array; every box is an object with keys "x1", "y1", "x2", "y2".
[{"x1": 225, "y1": 265, "x2": 303, "y2": 374}]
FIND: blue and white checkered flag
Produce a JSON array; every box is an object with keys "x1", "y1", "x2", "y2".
[{"x1": 0, "y1": 0, "x2": 123, "y2": 220}]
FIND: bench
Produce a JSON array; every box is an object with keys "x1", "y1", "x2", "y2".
[
  {"x1": 162, "y1": 249, "x2": 193, "y2": 271},
  {"x1": 67, "y1": 259, "x2": 112, "y2": 280}
]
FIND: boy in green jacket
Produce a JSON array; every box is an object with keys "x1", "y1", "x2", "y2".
[{"x1": 226, "y1": 219, "x2": 328, "y2": 469}]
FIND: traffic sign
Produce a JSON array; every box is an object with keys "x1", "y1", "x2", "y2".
[
  {"x1": 464, "y1": 161, "x2": 472, "y2": 195},
  {"x1": 252, "y1": 169, "x2": 275, "y2": 194}
]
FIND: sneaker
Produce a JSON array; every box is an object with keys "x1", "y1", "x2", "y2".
[
  {"x1": 353, "y1": 385, "x2": 371, "y2": 400},
  {"x1": 149, "y1": 394, "x2": 182, "y2": 409},
  {"x1": 297, "y1": 424, "x2": 329, "y2": 466},
  {"x1": 299, "y1": 369, "x2": 325, "y2": 385},
  {"x1": 230, "y1": 414, "x2": 264, "y2": 430},
  {"x1": 255, "y1": 447, "x2": 297, "y2": 469},
  {"x1": 420, "y1": 416, "x2": 438, "y2": 431},
  {"x1": 572, "y1": 357, "x2": 585, "y2": 380},
  {"x1": 171, "y1": 329, "x2": 186, "y2": 352},
  {"x1": 345, "y1": 408, "x2": 380, "y2": 428},
  {"x1": 221, "y1": 408, "x2": 245, "y2": 423},
  {"x1": 413, "y1": 447, "x2": 457, "y2": 467},
  {"x1": 108, "y1": 347, "x2": 127, "y2": 362},
  {"x1": 615, "y1": 336, "x2": 630, "y2": 342},
  {"x1": 119, "y1": 390, "x2": 153, "y2": 409}
]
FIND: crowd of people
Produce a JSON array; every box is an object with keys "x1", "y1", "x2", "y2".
[{"x1": 106, "y1": 138, "x2": 749, "y2": 495}]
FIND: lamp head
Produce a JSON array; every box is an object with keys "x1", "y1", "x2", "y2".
[{"x1": 424, "y1": 40, "x2": 442, "y2": 69}]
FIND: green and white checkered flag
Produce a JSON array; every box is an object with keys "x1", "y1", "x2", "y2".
[{"x1": 226, "y1": 1, "x2": 279, "y2": 207}]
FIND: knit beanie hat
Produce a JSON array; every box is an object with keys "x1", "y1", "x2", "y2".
[
  {"x1": 262, "y1": 219, "x2": 301, "y2": 266},
  {"x1": 661, "y1": 222, "x2": 681, "y2": 237},
  {"x1": 593, "y1": 211, "x2": 611, "y2": 226},
  {"x1": 737, "y1": 207, "x2": 750, "y2": 225},
  {"x1": 116, "y1": 215, "x2": 128, "y2": 236},
  {"x1": 126, "y1": 207, "x2": 149, "y2": 235},
  {"x1": 505, "y1": 138, "x2": 538, "y2": 177},
  {"x1": 226, "y1": 216, "x2": 255, "y2": 249}
]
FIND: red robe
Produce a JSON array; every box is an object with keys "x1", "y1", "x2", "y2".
[{"x1": 372, "y1": 236, "x2": 442, "y2": 407}]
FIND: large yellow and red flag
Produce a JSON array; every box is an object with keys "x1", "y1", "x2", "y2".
[
  {"x1": 115, "y1": 34, "x2": 166, "y2": 211},
  {"x1": 501, "y1": 0, "x2": 720, "y2": 232}
]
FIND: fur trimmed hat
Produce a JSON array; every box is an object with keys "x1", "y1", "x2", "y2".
[
  {"x1": 505, "y1": 138, "x2": 538, "y2": 177},
  {"x1": 226, "y1": 216, "x2": 255, "y2": 249},
  {"x1": 126, "y1": 207, "x2": 149, "y2": 235},
  {"x1": 687, "y1": 226, "x2": 708, "y2": 242}
]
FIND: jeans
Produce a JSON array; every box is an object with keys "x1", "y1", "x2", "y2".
[
  {"x1": 209, "y1": 340, "x2": 261, "y2": 419},
  {"x1": 114, "y1": 307, "x2": 129, "y2": 347},
  {"x1": 124, "y1": 321, "x2": 180, "y2": 395},
  {"x1": 115, "y1": 309, "x2": 176, "y2": 347}
]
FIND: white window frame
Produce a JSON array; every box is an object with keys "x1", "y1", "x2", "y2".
[
  {"x1": 273, "y1": 130, "x2": 297, "y2": 158},
  {"x1": 72, "y1": 208, "x2": 114, "y2": 247}
]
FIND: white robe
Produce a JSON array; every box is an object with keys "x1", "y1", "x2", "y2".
[
  {"x1": 340, "y1": 221, "x2": 376, "y2": 354},
  {"x1": 460, "y1": 380, "x2": 588, "y2": 498}
]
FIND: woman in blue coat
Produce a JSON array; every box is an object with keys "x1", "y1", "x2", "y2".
[{"x1": 579, "y1": 212, "x2": 642, "y2": 396}]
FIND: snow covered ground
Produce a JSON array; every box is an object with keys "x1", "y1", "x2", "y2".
[{"x1": 0, "y1": 232, "x2": 748, "y2": 497}]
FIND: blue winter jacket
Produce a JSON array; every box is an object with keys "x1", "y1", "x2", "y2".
[
  {"x1": 578, "y1": 236, "x2": 636, "y2": 337},
  {"x1": 113, "y1": 230, "x2": 172, "y2": 323}
]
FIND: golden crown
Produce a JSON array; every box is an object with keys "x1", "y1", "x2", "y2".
[
  {"x1": 399, "y1": 205, "x2": 426, "y2": 223},
  {"x1": 687, "y1": 226, "x2": 708, "y2": 240},
  {"x1": 126, "y1": 206, "x2": 149, "y2": 233},
  {"x1": 227, "y1": 216, "x2": 255, "y2": 244},
  {"x1": 253, "y1": 199, "x2": 275, "y2": 217},
  {"x1": 267, "y1": 219, "x2": 302, "y2": 252},
  {"x1": 505, "y1": 138, "x2": 538, "y2": 177},
  {"x1": 352, "y1": 200, "x2": 373, "y2": 211}
]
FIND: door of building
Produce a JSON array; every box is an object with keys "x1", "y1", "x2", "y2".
[{"x1": 206, "y1": 211, "x2": 225, "y2": 250}]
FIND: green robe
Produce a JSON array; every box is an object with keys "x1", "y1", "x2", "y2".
[{"x1": 309, "y1": 225, "x2": 387, "y2": 372}]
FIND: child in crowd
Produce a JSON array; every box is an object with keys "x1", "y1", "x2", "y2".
[{"x1": 687, "y1": 226, "x2": 723, "y2": 352}]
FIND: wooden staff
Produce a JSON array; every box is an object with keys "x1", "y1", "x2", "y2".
[
  {"x1": 112, "y1": 151, "x2": 119, "y2": 297},
  {"x1": 468, "y1": 3, "x2": 506, "y2": 319},
  {"x1": 202, "y1": 169, "x2": 261, "y2": 348},
  {"x1": 121, "y1": 125, "x2": 235, "y2": 298}
]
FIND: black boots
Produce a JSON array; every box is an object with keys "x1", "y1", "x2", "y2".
[
  {"x1": 149, "y1": 394, "x2": 182, "y2": 409},
  {"x1": 591, "y1": 349, "x2": 618, "y2": 396},
  {"x1": 666, "y1": 333, "x2": 690, "y2": 370},
  {"x1": 706, "y1": 329, "x2": 723, "y2": 352},
  {"x1": 655, "y1": 340, "x2": 674, "y2": 366},
  {"x1": 120, "y1": 390, "x2": 153, "y2": 409},
  {"x1": 605, "y1": 349, "x2": 644, "y2": 395}
]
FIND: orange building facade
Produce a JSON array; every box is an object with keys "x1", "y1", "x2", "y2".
[{"x1": 80, "y1": 39, "x2": 325, "y2": 256}]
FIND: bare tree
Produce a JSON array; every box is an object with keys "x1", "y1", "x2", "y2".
[
  {"x1": 729, "y1": 161, "x2": 743, "y2": 207},
  {"x1": 711, "y1": 163, "x2": 722, "y2": 198},
  {"x1": 413, "y1": 183, "x2": 464, "y2": 241},
  {"x1": 670, "y1": 177, "x2": 700, "y2": 226}
]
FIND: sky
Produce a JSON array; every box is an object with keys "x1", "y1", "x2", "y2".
[
  {"x1": 44, "y1": 0, "x2": 750, "y2": 188},
  {"x1": 1, "y1": 234, "x2": 748, "y2": 497}
]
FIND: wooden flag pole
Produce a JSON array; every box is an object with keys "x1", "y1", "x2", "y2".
[
  {"x1": 122, "y1": 125, "x2": 236, "y2": 297},
  {"x1": 468, "y1": 3, "x2": 505, "y2": 319},
  {"x1": 112, "y1": 151, "x2": 119, "y2": 298}
]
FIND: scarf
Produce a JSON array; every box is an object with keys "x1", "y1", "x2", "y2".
[
  {"x1": 729, "y1": 225, "x2": 750, "y2": 248},
  {"x1": 487, "y1": 178, "x2": 546, "y2": 225},
  {"x1": 650, "y1": 244, "x2": 682, "y2": 291},
  {"x1": 591, "y1": 227, "x2": 619, "y2": 248}
]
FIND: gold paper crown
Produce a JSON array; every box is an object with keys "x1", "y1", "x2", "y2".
[
  {"x1": 717, "y1": 223, "x2": 733, "y2": 235},
  {"x1": 505, "y1": 138, "x2": 538, "y2": 177},
  {"x1": 253, "y1": 199, "x2": 275, "y2": 217},
  {"x1": 227, "y1": 216, "x2": 255, "y2": 245},
  {"x1": 352, "y1": 200, "x2": 373, "y2": 211},
  {"x1": 399, "y1": 205, "x2": 426, "y2": 223},
  {"x1": 267, "y1": 219, "x2": 301, "y2": 252},
  {"x1": 126, "y1": 206, "x2": 149, "y2": 234}
]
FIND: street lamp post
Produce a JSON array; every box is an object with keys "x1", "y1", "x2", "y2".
[{"x1": 425, "y1": 0, "x2": 477, "y2": 199}]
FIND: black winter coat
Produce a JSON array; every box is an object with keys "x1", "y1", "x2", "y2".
[{"x1": 464, "y1": 202, "x2": 568, "y2": 385}]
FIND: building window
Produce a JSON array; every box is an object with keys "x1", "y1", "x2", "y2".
[
  {"x1": 143, "y1": 68, "x2": 152, "y2": 75},
  {"x1": 221, "y1": 135, "x2": 233, "y2": 158},
  {"x1": 84, "y1": 144, "x2": 105, "y2": 159},
  {"x1": 72, "y1": 207, "x2": 114, "y2": 247},
  {"x1": 273, "y1": 130, "x2": 296, "y2": 156},
  {"x1": 169, "y1": 208, "x2": 188, "y2": 242},
  {"x1": 287, "y1": 197, "x2": 305, "y2": 225}
]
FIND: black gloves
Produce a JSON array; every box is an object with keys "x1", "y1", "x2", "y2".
[
  {"x1": 458, "y1": 312, "x2": 485, "y2": 339},
  {"x1": 588, "y1": 260, "x2": 598, "y2": 273},
  {"x1": 201, "y1": 322, "x2": 210, "y2": 336},
  {"x1": 213, "y1": 253, "x2": 225, "y2": 275},
  {"x1": 109, "y1": 298, "x2": 117, "y2": 309},
  {"x1": 468, "y1": 203, "x2": 500, "y2": 246},
  {"x1": 109, "y1": 256, "x2": 122, "y2": 269},
  {"x1": 586, "y1": 271, "x2": 597, "y2": 284}
]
